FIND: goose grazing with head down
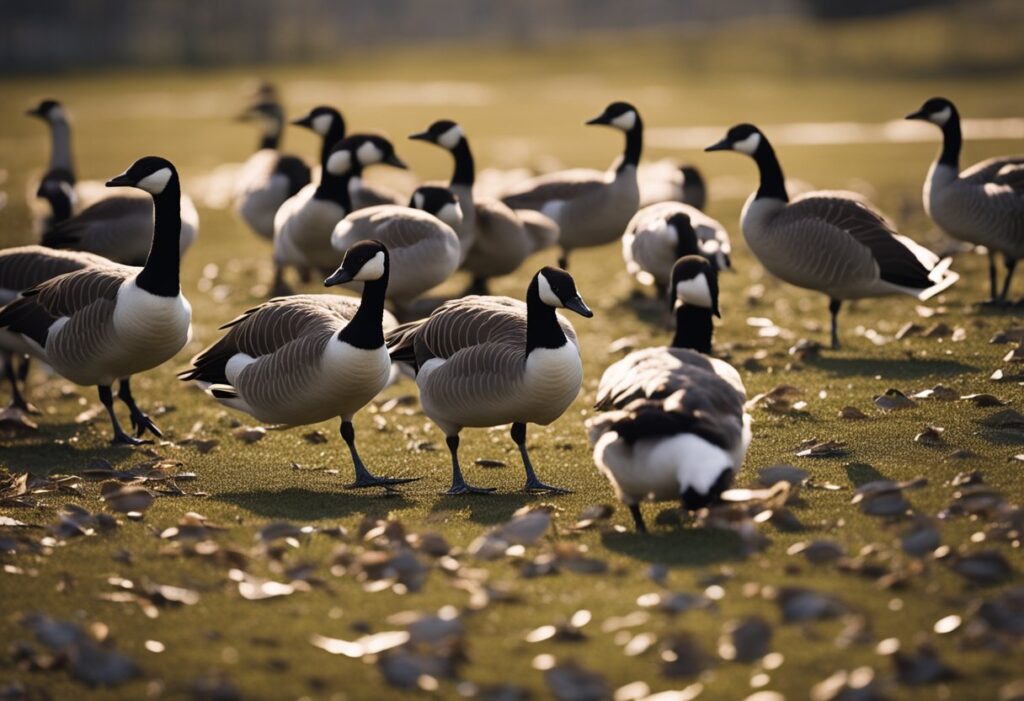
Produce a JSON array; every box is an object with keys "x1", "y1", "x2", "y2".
[
  {"x1": 234, "y1": 97, "x2": 312, "y2": 241},
  {"x1": 331, "y1": 185, "x2": 462, "y2": 314},
  {"x1": 705, "y1": 124, "x2": 959, "y2": 349},
  {"x1": 501, "y1": 102, "x2": 642, "y2": 269},
  {"x1": 588, "y1": 256, "x2": 750, "y2": 532},
  {"x1": 387, "y1": 267, "x2": 593, "y2": 494},
  {"x1": 180, "y1": 241, "x2": 415, "y2": 490},
  {"x1": 0, "y1": 246, "x2": 114, "y2": 414},
  {"x1": 272, "y1": 135, "x2": 407, "y2": 295},
  {"x1": 409, "y1": 119, "x2": 559, "y2": 291},
  {"x1": 622, "y1": 202, "x2": 732, "y2": 297},
  {"x1": 0, "y1": 156, "x2": 193, "y2": 444},
  {"x1": 906, "y1": 97, "x2": 1024, "y2": 304}
]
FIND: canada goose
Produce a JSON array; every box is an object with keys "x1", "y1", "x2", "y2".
[
  {"x1": 0, "y1": 246, "x2": 114, "y2": 413},
  {"x1": 705, "y1": 124, "x2": 959, "y2": 349},
  {"x1": 638, "y1": 162, "x2": 707, "y2": 211},
  {"x1": 25, "y1": 99, "x2": 94, "y2": 230},
  {"x1": 588, "y1": 256, "x2": 749, "y2": 532},
  {"x1": 409, "y1": 119, "x2": 559, "y2": 293},
  {"x1": 0, "y1": 157, "x2": 193, "y2": 444},
  {"x1": 331, "y1": 186, "x2": 461, "y2": 312},
  {"x1": 906, "y1": 97, "x2": 1024, "y2": 304},
  {"x1": 179, "y1": 241, "x2": 415, "y2": 489},
  {"x1": 387, "y1": 267, "x2": 593, "y2": 494},
  {"x1": 291, "y1": 105, "x2": 402, "y2": 210},
  {"x1": 622, "y1": 202, "x2": 732, "y2": 297},
  {"x1": 272, "y1": 135, "x2": 407, "y2": 295},
  {"x1": 501, "y1": 102, "x2": 642, "y2": 269},
  {"x1": 233, "y1": 99, "x2": 312, "y2": 240}
]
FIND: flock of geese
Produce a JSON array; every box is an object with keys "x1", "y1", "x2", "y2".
[{"x1": 1, "y1": 89, "x2": 1021, "y2": 530}]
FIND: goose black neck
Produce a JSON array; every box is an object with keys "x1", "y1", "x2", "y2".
[
  {"x1": 938, "y1": 110, "x2": 962, "y2": 169},
  {"x1": 525, "y1": 279, "x2": 569, "y2": 354},
  {"x1": 319, "y1": 124, "x2": 346, "y2": 166},
  {"x1": 449, "y1": 140, "x2": 475, "y2": 187},
  {"x1": 259, "y1": 119, "x2": 283, "y2": 151},
  {"x1": 674, "y1": 229, "x2": 700, "y2": 259},
  {"x1": 671, "y1": 305, "x2": 713, "y2": 354},
  {"x1": 136, "y1": 177, "x2": 182, "y2": 298},
  {"x1": 45, "y1": 188, "x2": 72, "y2": 224},
  {"x1": 48, "y1": 119, "x2": 75, "y2": 181},
  {"x1": 337, "y1": 270, "x2": 388, "y2": 349},
  {"x1": 314, "y1": 149, "x2": 355, "y2": 211},
  {"x1": 753, "y1": 140, "x2": 789, "y2": 202},
  {"x1": 617, "y1": 121, "x2": 643, "y2": 173}
]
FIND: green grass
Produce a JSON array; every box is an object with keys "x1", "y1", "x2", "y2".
[{"x1": 2, "y1": 11, "x2": 1024, "y2": 701}]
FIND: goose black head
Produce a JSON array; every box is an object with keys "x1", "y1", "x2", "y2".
[
  {"x1": 680, "y1": 164, "x2": 704, "y2": 186},
  {"x1": 681, "y1": 469, "x2": 734, "y2": 511},
  {"x1": 325, "y1": 240, "x2": 389, "y2": 286},
  {"x1": 106, "y1": 156, "x2": 178, "y2": 195},
  {"x1": 410, "y1": 186, "x2": 462, "y2": 228},
  {"x1": 26, "y1": 99, "x2": 65, "y2": 122},
  {"x1": 670, "y1": 255, "x2": 719, "y2": 317},
  {"x1": 36, "y1": 173, "x2": 75, "y2": 220},
  {"x1": 586, "y1": 101, "x2": 640, "y2": 132},
  {"x1": 292, "y1": 105, "x2": 345, "y2": 137},
  {"x1": 326, "y1": 135, "x2": 407, "y2": 176},
  {"x1": 534, "y1": 267, "x2": 593, "y2": 318},
  {"x1": 249, "y1": 79, "x2": 279, "y2": 103},
  {"x1": 905, "y1": 97, "x2": 957, "y2": 127},
  {"x1": 705, "y1": 124, "x2": 764, "y2": 157},
  {"x1": 409, "y1": 119, "x2": 464, "y2": 150}
]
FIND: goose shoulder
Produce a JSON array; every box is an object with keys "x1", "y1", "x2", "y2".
[
  {"x1": 462, "y1": 198, "x2": 532, "y2": 277},
  {"x1": 501, "y1": 168, "x2": 609, "y2": 211}
]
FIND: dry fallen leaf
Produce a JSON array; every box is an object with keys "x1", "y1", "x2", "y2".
[
  {"x1": 873, "y1": 389, "x2": 917, "y2": 411},
  {"x1": 232, "y1": 426, "x2": 267, "y2": 444}
]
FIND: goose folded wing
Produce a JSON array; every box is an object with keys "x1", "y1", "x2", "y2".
[
  {"x1": 222, "y1": 332, "x2": 334, "y2": 410},
  {"x1": 0, "y1": 248, "x2": 111, "y2": 293},
  {"x1": 42, "y1": 196, "x2": 152, "y2": 256},
  {"x1": 502, "y1": 170, "x2": 606, "y2": 210},
  {"x1": 788, "y1": 195, "x2": 934, "y2": 288},
  {"x1": 419, "y1": 340, "x2": 525, "y2": 411}
]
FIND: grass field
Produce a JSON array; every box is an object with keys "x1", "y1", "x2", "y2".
[{"x1": 1, "y1": 9, "x2": 1024, "y2": 701}]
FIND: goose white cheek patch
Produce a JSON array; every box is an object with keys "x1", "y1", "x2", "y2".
[
  {"x1": 610, "y1": 111, "x2": 637, "y2": 131},
  {"x1": 537, "y1": 273, "x2": 563, "y2": 307},
  {"x1": 136, "y1": 168, "x2": 173, "y2": 194},
  {"x1": 413, "y1": 192, "x2": 425, "y2": 210},
  {"x1": 675, "y1": 274, "x2": 713, "y2": 308},
  {"x1": 327, "y1": 150, "x2": 352, "y2": 175},
  {"x1": 311, "y1": 113, "x2": 333, "y2": 135},
  {"x1": 438, "y1": 202, "x2": 462, "y2": 225},
  {"x1": 48, "y1": 106, "x2": 67, "y2": 122},
  {"x1": 438, "y1": 125, "x2": 463, "y2": 150},
  {"x1": 354, "y1": 251, "x2": 386, "y2": 281},
  {"x1": 356, "y1": 141, "x2": 384, "y2": 165},
  {"x1": 732, "y1": 133, "x2": 761, "y2": 155},
  {"x1": 931, "y1": 106, "x2": 952, "y2": 126}
]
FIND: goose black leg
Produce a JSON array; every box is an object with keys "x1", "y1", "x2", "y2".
[
  {"x1": 341, "y1": 420, "x2": 419, "y2": 490},
  {"x1": 1000, "y1": 256, "x2": 1018, "y2": 303},
  {"x1": 828, "y1": 298, "x2": 842, "y2": 350},
  {"x1": 654, "y1": 281, "x2": 668, "y2": 303},
  {"x1": 4, "y1": 353, "x2": 37, "y2": 414},
  {"x1": 464, "y1": 276, "x2": 489, "y2": 296},
  {"x1": 629, "y1": 504, "x2": 647, "y2": 533},
  {"x1": 443, "y1": 434, "x2": 495, "y2": 495},
  {"x1": 513, "y1": 422, "x2": 570, "y2": 494},
  {"x1": 100, "y1": 385, "x2": 147, "y2": 445},
  {"x1": 557, "y1": 249, "x2": 570, "y2": 270},
  {"x1": 270, "y1": 265, "x2": 293, "y2": 298},
  {"x1": 117, "y1": 378, "x2": 162, "y2": 438}
]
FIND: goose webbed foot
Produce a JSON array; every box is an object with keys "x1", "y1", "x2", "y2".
[
  {"x1": 443, "y1": 434, "x2": 495, "y2": 495},
  {"x1": 7, "y1": 398, "x2": 41, "y2": 416},
  {"x1": 117, "y1": 379, "x2": 162, "y2": 439},
  {"x1": 979, "y1": 297, "x2": 1010, "y2": 308},
  {"x1": 629, "y1": 504, "x2": 647, "y2": 533},
  {"x1": 341, "y1": 420, "x2": 419, "y2": 491},
  {"x1": 111, "y1": 430, "x2": 152, "y2": 446},
  {"x1": 99, "y1": 385, "x2": 150, "y2": 446},
  {"x1": 522, "y1": 477, "x2": 571, "y2": 495}
]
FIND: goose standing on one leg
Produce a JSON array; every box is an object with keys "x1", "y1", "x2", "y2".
[
  {"x1": 410, "y1": 119, "x2": 559, "y2": 290},
  {"x1": 588, "y1": 256, "x2": 750, "y2": 532},
  {"x1": 233, "y1": 98, "x2": 312, "y2": 241},
  {"x1": 0, "y1": 157, "x2": 193, "y2": 444},
  {"x1": 331, "y1": 186, "x2": 462, "y2": 315},
  {"x1": 905, "y1": 97, "x2": 1024, "y2": 304},
  {"x1": 501, "y1": 102, "x2": 642, "y2": 270},
  {"x1": 705, "y1": 124, "x2": 959, "y2": 349},
  {"x1": 272, "y1": 135, "x2": 407, "y2": 295},
  {"x1": 622, "y1": 204, "x2": 732, "y2": 298},
  {"x1": 179, "y1": 241, "x2": 417, "y2": 490},
  {"x1": 387, "y1": 268, "x2": 593, "y2": 494}
]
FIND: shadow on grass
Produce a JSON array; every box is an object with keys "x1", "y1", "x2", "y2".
[
  {"x1": 217, "y1": 488, "x2": 411, "y2": 521},
  {"x1": 429, "y1": 492, "x2": 554, "y2": 526},
  {"x1": 1, "y1": 423, "x2": 144, "y2": 474},
  {"x1": 844, "y1": 461, "x2": 888, "y2": 486},
  {"x1": 806, "y1": 355, "x2": 976, "y2": 380},
  {"x1": 601, "y1": 524, "x2": 746, "y2": 567},
  {"x1": 615, "y1": 292, "x2": 674, "y2": 329}
]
